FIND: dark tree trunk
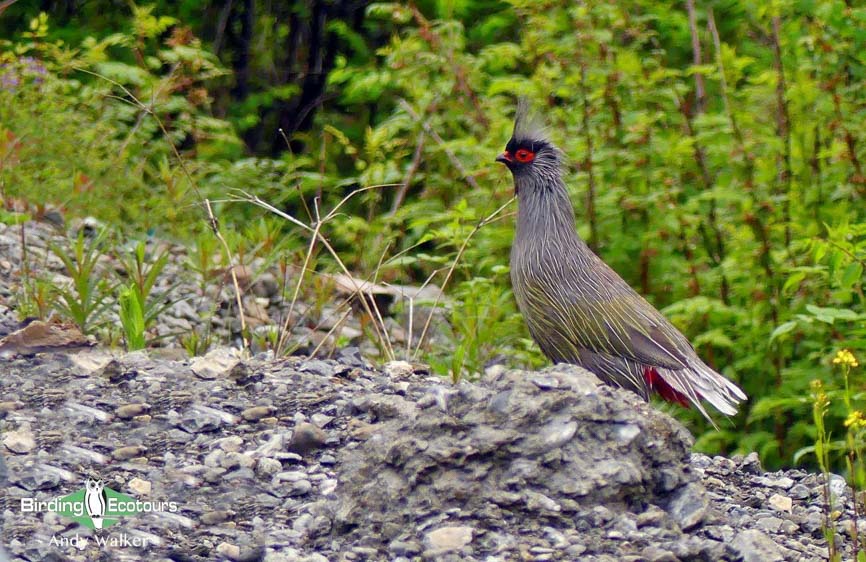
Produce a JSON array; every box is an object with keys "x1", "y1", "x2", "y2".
[{"x1": 269, "y1": 0, "x2": 365, "y2": 155}]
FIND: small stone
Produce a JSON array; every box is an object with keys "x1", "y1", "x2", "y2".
[
  {"x1": 204, "y1": 449, "x2": 225, "y2": 467},
  {"x1": 242, "y1": 406, "x2": 273, "y2": 421},
  {"x1": 768, "y1": 493, "x2": 792, "y2": 513},
  {"x1": 190, "y1": 347, "x2": 241, "y2": 380},
  {"x1": 319, "y1": 478, "x2": 338, "y2": 496},
  {"x1": 202, "y1": 511, "x2": 235, "y2": 525},
  {"x1": 288, "y1": 423, "x2": 327, "y2": 454},
  {"x1": 311, "y1": 413, "x2": 333, "y2": 428},
  {"x1": 216, "y1": 436, "x2": 244, "y2": 452},
  {"x1": 538, "y1": 419, "x2": 577, "y2": 451},
  {"x1": 215, "y1": 542, "x2": 240, "y2": 560},
  {"x1": 484, "y1": 364, "x2": 507, "y2": 379},
  {"x1": 423, "y1": 526, "x2": 473, "y2": 555},
  {"x1": 4, "y1": 427, "x2": 36, "y2": 453},
  {"x1": 115, "y1": 403, "x2": 150, "y2": 419},
  {"x1": 800, "y1": 511, "x2": 825, "y2": 535},
  {"x1": 756, "y1": 516, "x2": 783, "y2": 533},
  {"x1": 731, "y1": 529, "x2": 785, "y2": 562},
  {"x1": 112, "y1": 445, "x2": 145, "y2": 460},
  {"x1": 667, "y1": 482, "x2": 708, "y2": 531},
  {"x1": 829, "y1": 474, "x2": 848, "y2": 501},
  {"x1": 637, "y1": 506, "x2": 667, "y2": 527},
  {"x1": 288, "y1": 480, "x2": 312, "y2": 496},
  {"x1": 334, "y1": 346, "x2": 367, "y2": 368},
  {"x1": 0, "y1": 401, "x2": 24, "y2": 414},
  {"x1": 530, "y1": 375, "x2": 560, "y2": 389},
  {"x1": 319, "y1": 454, "x2": 337, "y2": 466},
  {"x1": 525, "y1": 490, "x2": 560, "y2": 513},
  {"x1": 779, "y1": 520, "x2": 799, "y2": 534},
  {"x1": 274, "y1": 470, "x2": 307, "y2": 482},
  {"x1": 299, "y1": 360, "x2": 336, "y2": 377},
  {"x1": 740, "y1": 452, "x2": 763, "y2": 474},
  {"x1": 389, "y1": 540, "x2": 422, "y2": 556},
  {"x1": 256, "y1": 458, "x2": 282, "y2": 479},
  {"x1": 221, "y1": 451, "x2": 255, "y2": 470},
  {"x1": 752, "y1": 476, "x2": 794, "y2": 489},
  {"x1": 788, "y1": 483, "x2": 810, "y2": 499},
  {"x1": 128, "y1": 477, "x2": 151, "y2": 496},
  {"x1": 292, "y1": 513, "x2": 314, "y2": 534},
  {"x1": 841, "y1": 519, "x2": 866, "y2": 539},
  {"x1": 383, "y1": 360, "x2": 414, "y2": 378}
]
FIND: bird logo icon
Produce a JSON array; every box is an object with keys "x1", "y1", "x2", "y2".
[{"x1": 84, "y1": 478, "x2": 107, "y2": 529}]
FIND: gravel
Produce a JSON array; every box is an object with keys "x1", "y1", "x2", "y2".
[{"x1": 0, "y1": 350, "x2": 855, "y2": 561}]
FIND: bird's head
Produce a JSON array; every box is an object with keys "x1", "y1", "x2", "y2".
[{"x1": 496, "y1": 99, "x2": 562, "y2": 189}]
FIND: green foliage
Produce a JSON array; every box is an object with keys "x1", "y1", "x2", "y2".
[
  {"x1": 0, "y1": 9, "x2": 241, "y2": 233},
  {"x1": 114, "y1": 240, "x2": 173, "y2": 343},
  {"x1": 118, "y1": 283, "x2": 146, "y2": 351},
  {"x1": 47, "y1": 230, "x2": 114, "y2": 333}
]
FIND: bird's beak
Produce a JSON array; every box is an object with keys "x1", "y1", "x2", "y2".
[{"x1": 496, "y1": 151, "x2": 512, "y2": 165}]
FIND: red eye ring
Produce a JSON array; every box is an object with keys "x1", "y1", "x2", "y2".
[{"x1": 514, "y1": 148, "x2": 535, "y2": 163}]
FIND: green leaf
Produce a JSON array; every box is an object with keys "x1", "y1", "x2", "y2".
[
  {"x1": 805, "y1": 304, "x2": 859, "y2": 323},
  {"x1": 769, "y1": 321, "x2": 797, "y2": 342},
  {"x1": 840, "y1": 262, "x2": 863, "y2": 289},
  {"x1": 782, "y1": 271, "x2": 806, "y2": 295}
]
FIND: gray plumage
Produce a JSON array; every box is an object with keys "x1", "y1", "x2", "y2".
[{"x1": 497, "y1": 101, "x2": 746, "y2": 424}]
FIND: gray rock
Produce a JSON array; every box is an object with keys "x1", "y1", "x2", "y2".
[
  {"x1": 731, "y1": 529, "x2": 787, "y2": 562},
  {"x1": 3, "y1": 426, "x2": 36, "y2": 454},
  {"x1": 288, "y1": 423, "x2": 327, "y2": 454},
  {"x1": 423, "y1": 526, "x2": 474, "y2": 555},
  {"x1": 333, "y1": 364, "x2": 694, "y2": 553},
  {"x1": 667, "y1": 482, "x2": 708, "y2": 531}
]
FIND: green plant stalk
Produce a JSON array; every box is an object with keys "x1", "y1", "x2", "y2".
[
  {"x1": 842, "y1": 362, "x2": 864, "y2": 558},
  {"x1": 116, "y1": 240, "x2": 172, "y2": 328},
  {"x1": 119, "y1": 283, "x2": 146, "y2": 351},
  {"x1": 811, "y1": 381, "x2": 837, "y2": 560}
]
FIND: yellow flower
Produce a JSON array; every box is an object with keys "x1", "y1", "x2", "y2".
[
  {"x1": 810, "y1": 379, "x2": 829, "y2": 409},
  {"x1": 832, "y1": 349, "x2": 860, "y2": 368},
  {"x1": 845, "y1": 411, "x2": 866, "y2": 430}
]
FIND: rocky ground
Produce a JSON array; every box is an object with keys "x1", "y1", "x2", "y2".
[
  {"x1": 0, "y1": 218, "x2": 444, "y2": 359},
  {"x1": 0, "y1": 349, "x2": 858, "y2": 562},
  {"x1": 0, "y1": 218, "x2": 860, "y2": 561}
]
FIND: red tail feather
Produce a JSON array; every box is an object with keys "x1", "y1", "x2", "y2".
[{"x1": 643, "y1": 367, "x2": 690, "y2": 408}]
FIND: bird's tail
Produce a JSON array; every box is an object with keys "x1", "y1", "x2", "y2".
[{"x1": 652, "y1": 360, "x2": 747, "y2": 428}]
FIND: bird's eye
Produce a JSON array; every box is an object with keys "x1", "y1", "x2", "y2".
[{"x1": 515, "y1": 148, "x2": 535, "y2": 163}]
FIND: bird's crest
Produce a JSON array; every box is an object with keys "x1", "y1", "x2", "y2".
[{"x1": 512, "y1": 97, "x2": 548, "y2": 144}]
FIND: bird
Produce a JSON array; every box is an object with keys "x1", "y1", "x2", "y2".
[{"x1": 496, "y1": 99, "x2": 746, "y2": 424}]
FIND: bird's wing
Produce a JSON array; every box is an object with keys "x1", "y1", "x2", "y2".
[
  {"x1": 522, "y1": 260, "x2": 694, "y2": 371},
  {"x1": 566, "y1": 293, "x2": 691, "y2": 370}
]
